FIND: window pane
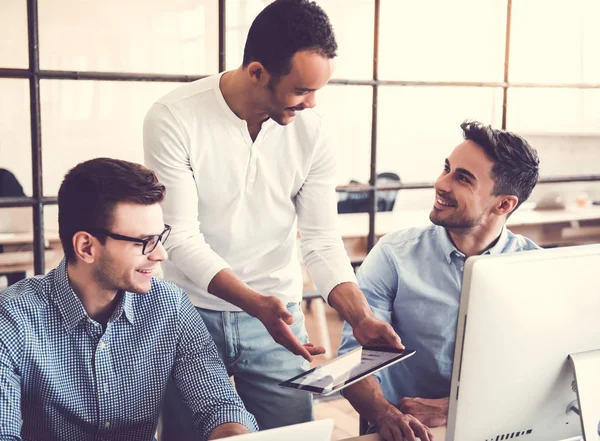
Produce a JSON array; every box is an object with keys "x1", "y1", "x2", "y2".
[
  {"x1": 0, "y1": 206, "x2": 34, "y2": 288},
  {"x1": 225, "y1": 0, "x2": 270, "y2": 70},
  {"x1": 0, "y1": 79, "x2": 31, "y2": 197},
  {"x1": 0, "y1": 206, "x2": 62, "y2": 285},
  {"x1": 225, "y1": 0, "x2": 372, "y2": 79},
  {"x1": 507, "y1": 88, "x2": 600, "y2": 178},
  {"x1": 337, "y1": 212, "x2": 370, "y2": 263},
  {"x1": 38, "y1": 0, "x2": 218, "y2": 74},
  {"x1": 0, "y1": 0, "x2": 28, "y2": 68},
  {"x1": 316, "y1": 85, "x2": 373, "y2": 186},
  {"x1": 510, "y1": 0, "x2": 600, "y2": 84},
  {"x1": 379, "y1": 0, "x2": 506, "y2": 82},
  {"x1": 377, "y1": 86, "x2": 503, "y2": 183},
  {"x1": 40, "y1": 80, "x2": 180, "y2": 196},
  {"x1": 318, "y1": 0, "x2": 374, "y2": 80}
]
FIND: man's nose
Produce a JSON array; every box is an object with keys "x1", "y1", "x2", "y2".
[
  {"x1": 303, "y1": 92, "x2": 316, "y2": 109},
  {"x1": 434, "y1": 173, "x2": 451, "y2": 193},
  {"x1": 148, "y1": 241, "x2": 168, "y2": 261}
]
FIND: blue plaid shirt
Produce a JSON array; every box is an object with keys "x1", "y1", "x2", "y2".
[{"x1": 0, "y1": 259, "x2": 257, "y2": 441}]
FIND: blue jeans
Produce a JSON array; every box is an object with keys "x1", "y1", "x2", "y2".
[{"x1": 159, "y1": 302, "x2": 313, "y2": 440}]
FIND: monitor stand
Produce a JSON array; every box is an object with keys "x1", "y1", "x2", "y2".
[{"x1": 569, "y1": 350, "x2": 600, "y2": 441}]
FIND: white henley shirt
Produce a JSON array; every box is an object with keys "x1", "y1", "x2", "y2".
[{"x1": 143, "y1": 73, "x2": 357, "y2": 311}]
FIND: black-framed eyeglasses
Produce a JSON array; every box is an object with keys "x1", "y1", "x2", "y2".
[{"x1": 88, "y1": 224, "x2": 171, "y2": 256}]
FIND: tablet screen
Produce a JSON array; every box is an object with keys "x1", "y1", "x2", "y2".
[{"x1": 279, "y1": 346, "x2": 415, "y2": 395}]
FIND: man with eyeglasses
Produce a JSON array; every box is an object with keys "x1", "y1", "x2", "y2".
[{"x1": 0, "y1": 158, "x2": 257, "y2": 441}]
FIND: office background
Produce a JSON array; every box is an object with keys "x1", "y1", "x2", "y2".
[{"x1": 1, "y1": 0, "x2": 599, "y2": 276}]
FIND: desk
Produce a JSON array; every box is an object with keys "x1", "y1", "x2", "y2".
[
  {"x1": 0, "y1": 231, "x2": 61, "y2": 249},
  {"x1": 339, "y1": 205, "x2": 600, "y2": 262},
  {"x1": 342, "y1": 426, "x2": 446, "y2": 441},
  {"x1": 0, "y1": 231, "x2": 62, "y2": 275},
  {"x1": 0, "y1": 250, "x2": 64, "y2": 273}
]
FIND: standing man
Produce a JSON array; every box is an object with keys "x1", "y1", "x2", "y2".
[
  {"x1": 143, "y1": 0, "x2": 401, "y2": 437},
  {"x1": 0, "y1": 158, "x2": 257, "y2": 441}
]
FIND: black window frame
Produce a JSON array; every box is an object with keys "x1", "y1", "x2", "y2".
[{"x1": 1, "y1": 0, "x2": 599, "y2": 274}]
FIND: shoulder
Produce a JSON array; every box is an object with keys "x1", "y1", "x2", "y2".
[
  {"x1": 0, "y1": 275, "x2": 49, "y2": 337},
  {"x1": 1, "y1": 275, "x2": 48, "y2": 313},
  {"x1": 281, "y1": 108, "x2": 325, "y2": 149},
  {"x1": 145, "y1": 75, "x2": 221, "y2": 123},
  {"x1": 155, "y1": 75, "x2": 220, "y2": 108},
  {"x1": 504, "y1": 229, "x2": 541, "y2": 252},
  {"x1": 377, "y1": 224, "x2": 438, "y2": 256}
]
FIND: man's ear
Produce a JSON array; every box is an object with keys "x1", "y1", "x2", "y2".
[
  {"x1": 247, "y1": 61, "x2": 270, "y2": 86},
  {"x1": 495, "y1": 195, "x2": 519, "y2": 217},
  {"x1": 72, "y1": 231, "x2": 99, "y2": 264}
]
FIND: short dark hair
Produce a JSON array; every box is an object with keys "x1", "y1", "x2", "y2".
[
  {"x1": 58, "y1": 158, "x2": 165, "y2": 262},
  {"x1": 461, "y1": 120, "x2": 539, "y2": 211},
  {"x1": 242, "y1": 0, "x2": 338, "y2": 79}
]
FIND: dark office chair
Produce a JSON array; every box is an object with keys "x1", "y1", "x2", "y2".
[
  {"x1": 0, "y1": 168, "x2": 28, "y2": 286},
  {"x1": 376, "y1": 172, "x2": 401, "y2": 212},
  {"x1": 0, "y1": 169, "x2": 26, "y2": 198},
  {"x1": 337, "y1": 172, "x2": 401, "y2": 214}
]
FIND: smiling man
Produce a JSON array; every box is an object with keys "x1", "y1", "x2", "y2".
[
  {"x1": 0, "y1": 158, "x2": 257, "y2": 441},
  {"x1": 338, "y1": 121, "x2": 541, "y2": 441},
  {"x1": 143, "y1": 0, "x2": 402, "y2": 438}
]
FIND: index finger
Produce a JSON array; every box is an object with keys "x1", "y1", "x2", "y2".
[
  {"x1": 412, "y1": 421, "x2": 433, "y2": 441},
  {"x1": 381, "y1": 324, "x2": 404, "y2": 350},
  {"x1": 426, "y1": 426, "x2": 434, "y2": 441},
  {"x1": 399, "y1": 420, "x2": 417, "y2": 441}
]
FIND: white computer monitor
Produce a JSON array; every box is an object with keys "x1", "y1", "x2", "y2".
[{"x1": 447, "y1": 244, "x2": 600, "y2": 441}]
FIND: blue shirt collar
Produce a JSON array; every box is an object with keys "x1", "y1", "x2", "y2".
[
  {"x1": 52, "y1": 259, "x2": 135, "y2": 333},
  {"x1": 434, "y1": 224, "x2": 510, "y2": 264}
]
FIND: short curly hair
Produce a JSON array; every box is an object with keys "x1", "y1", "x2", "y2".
[{"x1": 242, "y1": 0, "x2": 338, "y2": 79}]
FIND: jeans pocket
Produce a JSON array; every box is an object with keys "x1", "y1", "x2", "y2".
[{"x1": 285, "y1": 302, "x2": 308, "y2": 346}]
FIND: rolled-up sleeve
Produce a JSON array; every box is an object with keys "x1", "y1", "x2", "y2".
[
  {"x1": 338, "y1": 241, "x2": 397, "y2": 383},
  {"x1": 143, "y1": 102, "x2": 229, "y2": 292},
  {"x1": 172, "y1": 291, "x2": 257, "y2": 440},
  {"x1": 295, "y1": 125, "x2": 357, "y2": 302}
]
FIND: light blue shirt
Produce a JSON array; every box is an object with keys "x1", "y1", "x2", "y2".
[
  {"x1": 339, "y1": 224, "x2": 539, "y2": 406},
  {"x1": 0, "y1": 259, "x2": 257, "y2": 441}
]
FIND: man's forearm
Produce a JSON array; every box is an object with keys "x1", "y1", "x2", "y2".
[
  {"x1": 329, "y1": 282, "x2": 403, "y2": 349},
  {"x1": 207, "y1": 269, "x2": 262, "y2": 315},
  {"x1": 328, "y1": 282, "x2": 373, "y2": 326},
  {"x1": 344, "y1": 376, "x2": 396, "y2": 425},
  {"x1": 208, "y1": 422, "x2": 250, "y2": 440}
]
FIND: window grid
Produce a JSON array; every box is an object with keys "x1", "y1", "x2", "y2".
[{"x1": 1, "y1": 0, "x2": 600, "y2": 274}]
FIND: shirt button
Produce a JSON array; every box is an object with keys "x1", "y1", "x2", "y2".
[
  {"x1": 105, "y1": 421, "x2": 110, "y2": 428},
  {"x1": 99, "y1": 342, "x2": 106, "y2": 350},
  {"x1": 104, "y1": 383, "x2": 109, "y2": 392},
  {"x1": 461, "y1": 266, "x2": 464, "y2": 271}
]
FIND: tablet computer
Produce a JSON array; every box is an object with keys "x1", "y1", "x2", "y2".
[{"x1": 279, "y1": 346, "x2": 415, "y2": 396}]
